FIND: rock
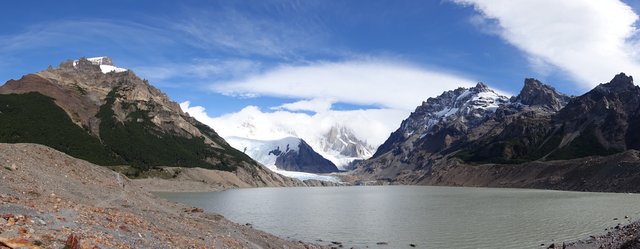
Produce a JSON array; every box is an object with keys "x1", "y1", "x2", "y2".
[
  {"x1": 0, "y1": 237, "x2": 34, "y2": 248},
  {"x1": 376, "y1": 242, "x2": 388, "y2": 245},
  {"x1": 65, "y1": 233, "x2": 81, "y2": 249},
  {"x1": 410, "y1": 243, "x2": 416, "y2": 247},
  {"x1": 614, "y1": 218, "x2": 618, "y2": 220},
  {"x1": 514, "y1": 78, "x2": 570, "y2": 111},
  {"x1": 1, "y1": 213, "x2": 14, "y2": 220},
  {"x1": 189, "y1": 208, "x2": 204, "y2": 213},
  {"x1": 6, "y1": 217, "x2": 15, "y2": 226},
  {"x1": 548, "y1": 243, "x2": 555, "y2": 248},
  {"x1": 119, "y1": 225, "x2": 131, "y2": 232},
  {"x1": 3, "y1": 164, "x2": 17, "y2": 171}
]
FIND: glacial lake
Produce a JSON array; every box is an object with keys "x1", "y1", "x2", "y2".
[{"x1": 156, "y1": 186, "x2": 640, "y2": 248}]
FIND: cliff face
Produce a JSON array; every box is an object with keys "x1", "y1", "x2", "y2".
[
  {"x1": 353, "y1": 73, "x2": 640, "y2": 192},
  {"x1": 0, "y1": 57, "x2": 278, "y2": 181}
]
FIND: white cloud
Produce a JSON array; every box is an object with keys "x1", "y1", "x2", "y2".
[
  {"x1": 270, "y1": 98, "x2": 335, "y2": 113},
  {"x1": 180, "y1": 101, "x2": 408, "y2": 149},
  {"x1": 453, "y1": 0, "x2": 640, "y2": 88},
  {"x1": 213, "y1": 60, "x2": 477, "y2": 110}
]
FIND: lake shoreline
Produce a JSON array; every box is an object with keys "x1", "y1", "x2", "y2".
[
  {"x1": 0, "y1": 143, "x2": 329, "y2": 248},
  {"x1": 2, "y1": 142, "x2": 637, "y2": 248},
  {"x1": 143, "y1": 171, "x2": 640, "y2": 248},
  {"x1": 158, "y1": 185, "x2": 640, "y2": 249}
]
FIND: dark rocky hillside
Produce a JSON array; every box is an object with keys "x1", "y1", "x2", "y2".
[{"x1": 353, "y1": 73, "x2": 640, "y2": 192}]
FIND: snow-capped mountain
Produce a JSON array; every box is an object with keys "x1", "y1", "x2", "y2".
[
  {"x1": 373, "y1": 82, "x2": 510, "y2": 158},
  {"x1": 217, "y1": 120, "x2": 377, "y2": 170},
  {"x1": 226, "y1": 136, "x2": 339, "y2": 173},
  {"x1": 316, "y1": 126, "x2": 375, "y2": 169}
]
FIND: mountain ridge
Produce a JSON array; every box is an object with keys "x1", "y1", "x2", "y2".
[{"x1": 353, "y1": 73, "x2": 640, "y2": 191}]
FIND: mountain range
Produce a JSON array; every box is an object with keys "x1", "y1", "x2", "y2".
[
  {"x1": 4, "y1": 56, "x2": 640, "y2": 192},
  {"x1": 223, "y1": 121, "x2": 376, "y2": 170},
  {"x1": 353, "y1": 73, "x2": 640, "y2": 192}
]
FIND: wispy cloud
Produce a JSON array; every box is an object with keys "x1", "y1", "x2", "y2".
[
  {"x1": 0, "y1": 20, "x2": 174, "y2": 55},
  {"x1": 213, "y1": 59, "x2": 479, "y2": 110},
  {"x1": 172, "y1": 7, "x2": 330, "y2": 59},
  {"x1": 133, "y1": 59, "x2": 262, "y2": 83},
  {"x1": 453, "y1": 0, "x2": 640, "y2": 88},
  {"x1": 271, "y1": 98, "x2": 335, "y2": 113}
]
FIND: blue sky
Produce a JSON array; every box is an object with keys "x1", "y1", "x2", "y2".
[{"x1": 2, "y1": 0, "x2": 640, "y2": 145}]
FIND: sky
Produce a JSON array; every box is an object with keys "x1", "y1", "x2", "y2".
[{"x1": 2, "y1": 0, "x2": 640, "y2": 147}]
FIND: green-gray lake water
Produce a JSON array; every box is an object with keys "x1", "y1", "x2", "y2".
[{"x1": 156, "y1": 186, "x2": 640, "y2": 248}]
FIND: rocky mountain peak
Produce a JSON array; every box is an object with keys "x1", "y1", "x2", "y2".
[
  {"x1": 597, "y1": 72, "x2": 635, "y2": 92},
  {"x1": 373, "y1": 83, "x2": 509, "y2": 158},
  {"x1": 610, "y1": 72, "x2": 633, "y2": 86},
  {"x1": 513, "y1": 78, "x2": 570, "y2": 111},
  {"x1": 322, "y1": 126, "x2": 375, "y2": 158},
  {"x1": 474, "y1": 82, "x2": 490, "y2": 91}
]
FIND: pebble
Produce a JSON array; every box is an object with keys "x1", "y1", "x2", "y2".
[{"x1": 34, "y1": 217, "x2": 46, "y2": 226}]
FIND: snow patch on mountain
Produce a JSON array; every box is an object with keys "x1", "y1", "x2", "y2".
[
  {"x1": 72, "y1": 56, "x2": 128, "y2": 74},
  {"x1": 401, "y1": 83, "x2": 509, "y2": 137}
]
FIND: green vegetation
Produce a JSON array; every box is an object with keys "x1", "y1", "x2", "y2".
[
  {"x1": 96, "y1": 86, "x2": 237, "y2": 171},
  {"x1": 0, "y1": 92, "x2": 122, "y2": 165}
]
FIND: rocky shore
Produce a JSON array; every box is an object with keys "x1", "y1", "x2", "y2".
[
  {"x1": 0, "y1": 143, "x2": 328, "y2": 248},
  {"x1": 560, "y1": 218, "x2": 640, "y2": 249}
]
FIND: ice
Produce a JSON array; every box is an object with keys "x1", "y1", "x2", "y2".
[
  {"x1": 271, "y1": 169, "x2": 341, "y2": 182},
  {"x1": 226, "y1": 136, "x2": 301, "y2": 166}
]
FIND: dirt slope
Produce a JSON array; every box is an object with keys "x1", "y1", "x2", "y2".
[{"x1": 0, "y1": 143, "x2": 326, "y2": 249}]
